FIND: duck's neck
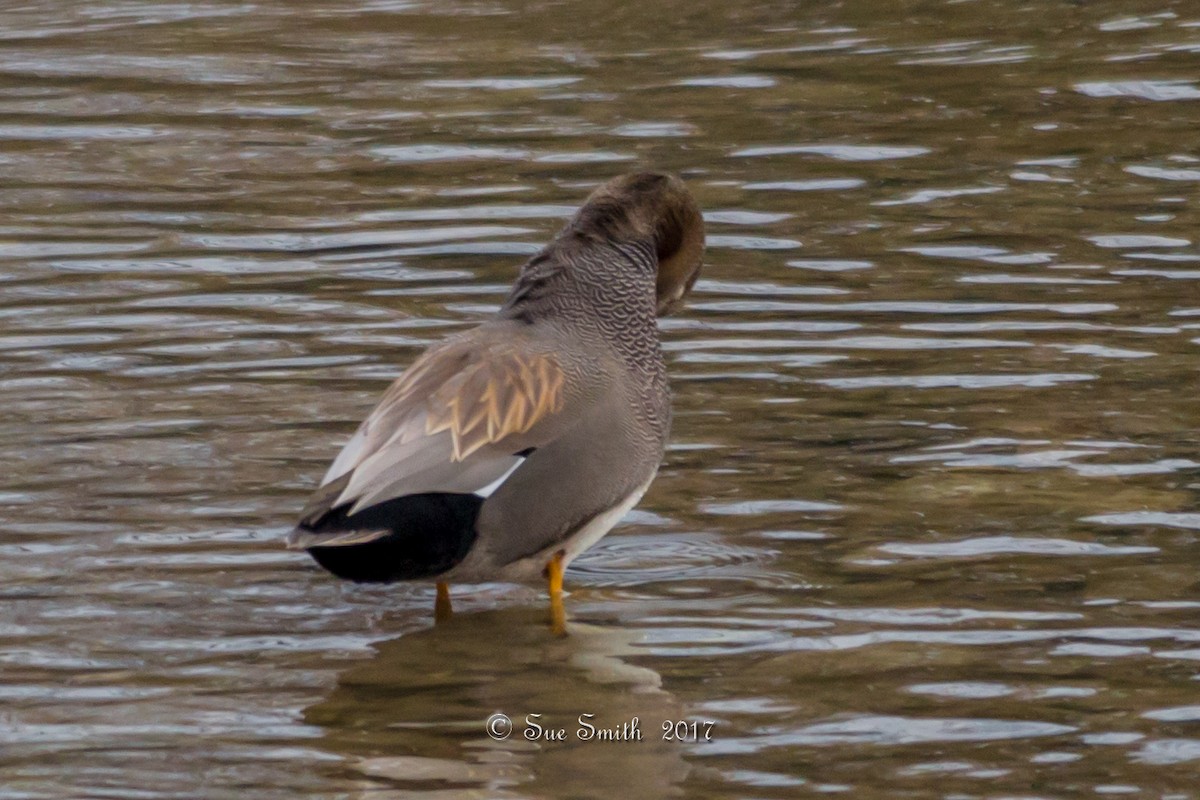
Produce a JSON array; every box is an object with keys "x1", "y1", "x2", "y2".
[{"x1": 501, "y1": 235, "x2": 663, "y2": 374}]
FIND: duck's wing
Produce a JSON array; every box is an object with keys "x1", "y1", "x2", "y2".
[{"x1": 287, "y1": 332, "x2": 572, "y2": 550}]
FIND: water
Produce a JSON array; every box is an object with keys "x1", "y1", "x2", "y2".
[{"x1": 3, "y1": 1, "x2": 1200, "y2": 797}]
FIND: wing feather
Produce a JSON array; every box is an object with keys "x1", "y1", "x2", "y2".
[
  {"x1": 424, "y1": 349, "x2": 565, "y2": 461},
  {"x1": 302, "y1": 335, "x2": 568, "y2": 528}
]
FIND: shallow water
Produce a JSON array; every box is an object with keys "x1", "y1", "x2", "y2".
[{"x1": 3, "y1": 1, "x2": 1200, "y2": 797}]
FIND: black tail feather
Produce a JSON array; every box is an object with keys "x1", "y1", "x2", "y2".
[{"x1": 298, "y1": 493, "x2": 483, "y2": 583}]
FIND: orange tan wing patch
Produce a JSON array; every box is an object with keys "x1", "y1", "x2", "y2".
[{"x1": 423, "y1": 350, "x2": 565, "y2": 461}]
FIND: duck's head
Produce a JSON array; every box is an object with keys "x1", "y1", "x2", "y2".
[{"x1": 571, "y1": 172, "x2": 705, "y2": 316}]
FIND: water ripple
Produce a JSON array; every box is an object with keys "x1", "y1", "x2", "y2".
[
  {"x1": 733, "y1": 143, "x2": 930, "y2": 160},
  {"x1": 5, "y1": 1, "x2": 1200, "y2": 797},
  {"x1": 880, "y1": 537, "x2": 1158, "y2": 558}
]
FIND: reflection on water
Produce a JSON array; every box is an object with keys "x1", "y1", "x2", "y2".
[
  {"x1": 3, "y1": 0, "x2": 1200, "y2": 797},
  {"x1": 309, "y1": 610, "x2": 687, "y2": 799}
]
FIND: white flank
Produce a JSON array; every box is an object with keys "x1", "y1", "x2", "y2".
[
  {"x1": 562, "y1": 473, "x2": 656, "y2": 567},
  {"x1": 474, "y1": 458, "x2": 525, "y2": 498}
]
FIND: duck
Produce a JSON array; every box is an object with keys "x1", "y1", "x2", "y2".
[{"x1": 286, "y1": 172, "x2": 705, "y2": 626}]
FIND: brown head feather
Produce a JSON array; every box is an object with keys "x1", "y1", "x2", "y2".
[{"x1": 567, "y1": 172, "x2": 705, "y2": 316}]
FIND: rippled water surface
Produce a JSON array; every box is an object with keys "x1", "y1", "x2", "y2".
[{"x1": 4, "y1": 1, "x2": 1200, "y2": 797}]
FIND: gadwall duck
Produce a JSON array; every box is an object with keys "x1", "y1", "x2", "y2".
[{"x1": 287, "y1": 172, "x2": 704, "y2": 623}]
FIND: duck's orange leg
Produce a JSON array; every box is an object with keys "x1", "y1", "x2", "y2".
[
  {"x1": 435, "y1": 581, "x2": 453, "y2": 622},
  {"x1": 545, "y1": 550, "x2": 567, "y2": 635}
]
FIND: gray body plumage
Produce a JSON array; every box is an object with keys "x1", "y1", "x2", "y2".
[
  {"x1": 451, "y1": 238, "x2": 668, "y2": 581},
  {"x1": 287, "y1": 172, "x2": 704, "y2": 586}
]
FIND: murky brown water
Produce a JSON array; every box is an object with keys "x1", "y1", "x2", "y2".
[{"x1": 4, "y1": 1, "x2": 1200, "y2": 797}]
